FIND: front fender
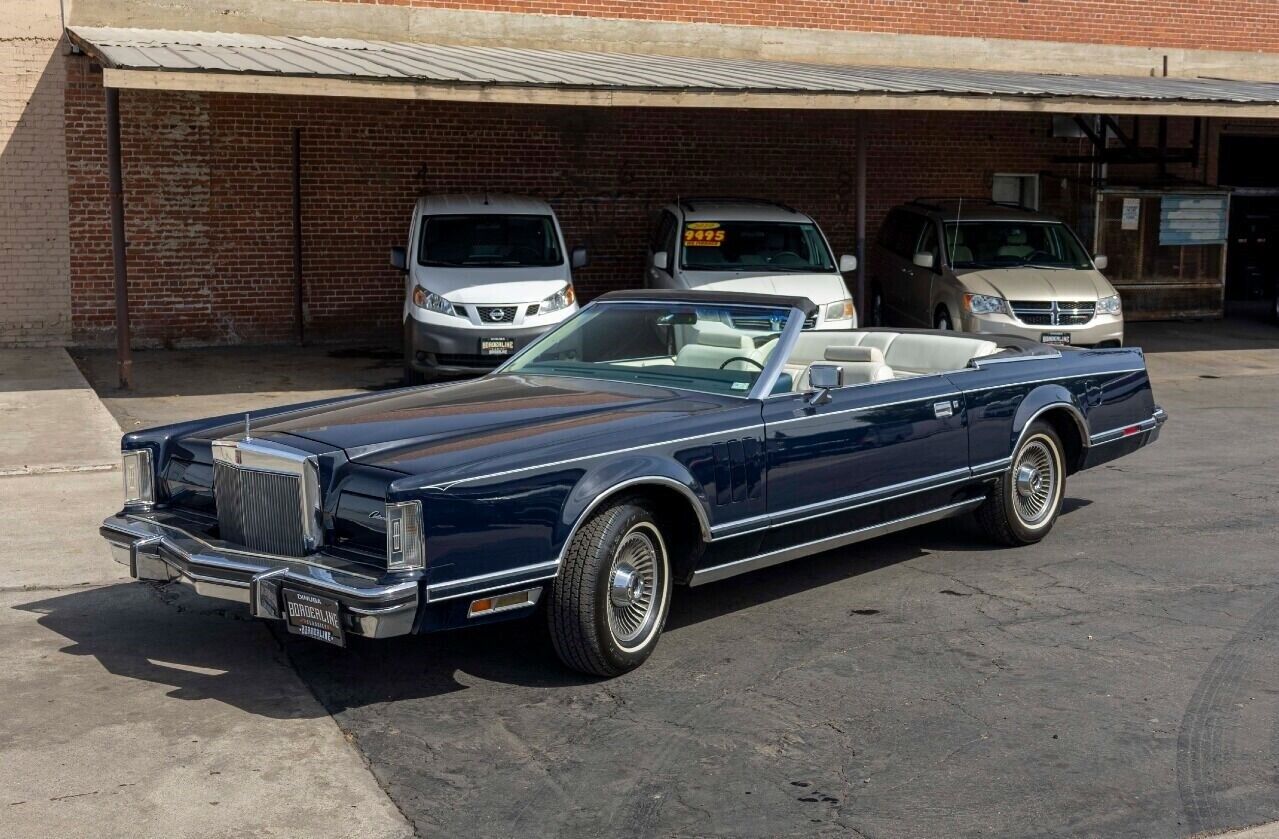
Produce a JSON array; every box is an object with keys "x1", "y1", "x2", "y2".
[{"x1": 555, "y1": 455, "x2": 711, "y2": 560}]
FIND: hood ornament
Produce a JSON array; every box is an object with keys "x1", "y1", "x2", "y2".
[{"x1": 244, "y1": 412, "x2": 252, "y2": 441}]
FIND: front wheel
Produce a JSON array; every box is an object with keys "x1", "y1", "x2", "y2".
[
  {"x1": 976, "y1": 421, "x2": 1066, "y2": 546},
  {"x1": 547, "y1": 499, "x2": 672, "y2": 676},
  {"x1": 934, "y1": 307, "x2": 954, "y2": 331}
]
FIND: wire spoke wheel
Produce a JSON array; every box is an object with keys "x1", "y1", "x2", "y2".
[
  {"x1": 606, "y1": 523, "x2": 664, "y2": 651},
  {"x1": 1012, "y1": 435, "x2": 1060, "y2": 528}
]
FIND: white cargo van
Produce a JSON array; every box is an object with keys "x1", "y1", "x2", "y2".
[{"x1": 391, "y1": 194, "x2": 584, "y2": 382}]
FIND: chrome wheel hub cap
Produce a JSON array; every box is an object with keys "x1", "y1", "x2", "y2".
[
  {"x1": 1012, "y1": 438, "x2": 1057, "y2": 526},
  {"x1": 606, "y1": 526, "x2": 661, "y2": 648}
]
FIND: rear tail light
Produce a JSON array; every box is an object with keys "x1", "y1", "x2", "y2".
[{"x1": 385, "y1": 500, "x2": 425, "y2": 571}]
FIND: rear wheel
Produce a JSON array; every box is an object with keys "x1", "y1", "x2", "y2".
[
  {"x1": 976, "y1": 421, "x2": 1066, "y2": 546},
  {"x1": 547, "y1": 499, "x2": 672, "y2": 677}
]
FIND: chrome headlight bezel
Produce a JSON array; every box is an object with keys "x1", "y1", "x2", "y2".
[
  {"x1": 1096, "y1": 294, "x2": 1122, "y2": 315},
  {"x1": 412, "y1": 285, "x2": 459, "y2": 317},
  {"x1": 539, "y1": 283, "x2": 576, "y2": 315},
  {"x1": 385, "y1": 500, "x2": 425, "y2": 571},
  {"x1": 122, "y1": 448, "x2": 155, "y2": 508},
  {"x1": 963, "y1": 293, "x2": 1008, "y2": 316}
]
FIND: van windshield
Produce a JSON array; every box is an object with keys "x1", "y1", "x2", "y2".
[
  {"x1": 680, "y1": 221, "x2": 835, "y2": 273},
  {"x1": 944, "y1": 221, "x2": 1092, "y2": 270},
  {"x1": 419, "y1": 214, "x2": 564, "y2": 267}
]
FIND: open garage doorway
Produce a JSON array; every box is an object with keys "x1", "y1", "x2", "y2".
[{"x1": 1220, "y1": 135, "x2": 1279, "y2": 304}]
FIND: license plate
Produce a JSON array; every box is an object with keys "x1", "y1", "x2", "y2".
[
  {"x1": 282, "y1": 588, "x2": 345, "y2": 647},
  {"x1": 480, "y1": 337, "x2": 515, "y2": 356},
  {"x1": 1040, "y1": 332, "x2": 1072, "y2": 346}
]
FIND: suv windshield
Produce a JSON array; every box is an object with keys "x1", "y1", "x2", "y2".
[
  {"x1": 419, "y1": 214, "x2": 563, "y2": 267},
  {"x1": 503, "y1": 302, "x2": 792, "y2": 397},
  {"x1": 944, "y1": 221, "x2": 1092, "y2": 270},
  {"x1": 680, "y1": 221, "x2": 835, "y2": 273}
]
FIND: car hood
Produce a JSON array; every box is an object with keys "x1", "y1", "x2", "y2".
[
  {"x1": 958, "y1": 267, "x2": 1114, "y2": 302},
  {"x1": 681, "y1": 271, "x2": 848, "y2": 304},
  {"x1": 191, "y1": 374, "x2": 736, "y2": 482},
  {"x1": 411, "y1": 265, "x2": 571, "y2": 304}
]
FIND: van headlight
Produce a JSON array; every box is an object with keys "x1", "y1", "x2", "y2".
[
  {"x1": 539, "y1": 284, "x2": 576, "y2": 315},
  {"x1": 122, "y1": 449, "x2": 155, "y2": 507},
  {"x1": 385, "y1": 500, "x2": 425, "y2": 571},
  {"x1": 825, "y1": 299, "x2": 855, "y2": 321},
  {"x1": 963, "y1": 293, "x2": 1008, "y2": 315},
  {"x1": 1096, "y1": 294, "x2": 1122, "y2": 315},
  {"x1": 412, "y1": 285, "x2": 458, "y2": 317}
]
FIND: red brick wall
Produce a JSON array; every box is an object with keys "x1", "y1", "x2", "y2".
[
  {"x1": 66, "y1": 57, "x2": 1206, "y2": 346},
  {"x1": 328, "y1": 0, "x2": 1279, "y2": 54}
]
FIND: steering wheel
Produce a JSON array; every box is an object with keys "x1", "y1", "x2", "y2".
[
  {"x1": 769, "y1": 251, "x2": 803, "y2": 265},
  {"x1": 719, "y1": 357, "x2": 765, "y2": 371}
]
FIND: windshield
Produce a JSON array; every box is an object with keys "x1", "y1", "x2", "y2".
[
  {"x1": 503, "y1": 302, "x2": 793, "y2": 397},
  {"x1": 419, "y1": 214, "x2": 564, "y2": 267},
  {"x1": 680, "y1": 221, "x2": 835, "y2": 273},
  {"x1": 944, "y1": 221, "x2": 1092, "y2": 269}
]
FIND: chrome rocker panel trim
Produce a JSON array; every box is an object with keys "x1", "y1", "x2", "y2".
[{"x1": 101, "y1": 515, "x2": 420, "y2": 639}]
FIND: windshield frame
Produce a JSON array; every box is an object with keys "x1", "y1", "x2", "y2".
[
  {"x1": 417, "y1": 212, "x2": 566, "y2": 269},
  {"x1": 494, "y1": 299, "x2": 807, "y2": 400},
  {"x1": 678, "y1": 219, "x2": 837, "y2": 274},
  {"x1": 944, "y1": 219, "x2": 1094, "y2": 270}
]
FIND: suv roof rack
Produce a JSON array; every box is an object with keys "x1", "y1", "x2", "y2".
[{"x1": 678, "y1": 196, "x2": 798, "y2": 214}]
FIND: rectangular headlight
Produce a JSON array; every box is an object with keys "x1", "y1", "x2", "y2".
[
  {"x1": 385, "y1": 500, "x2": 425, "y2": 571},
  {"x1": 122, "y1": 448, "x2": 154, "y2": 507}
]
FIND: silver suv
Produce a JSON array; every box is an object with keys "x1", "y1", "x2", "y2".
[{"x1": 870, "y1": 200, "x2": 1123, "y2": 347}]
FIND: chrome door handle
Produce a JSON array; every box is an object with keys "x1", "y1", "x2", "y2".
[{"x1": 933, "y1": 401, "x2": 956, "y2": 418}]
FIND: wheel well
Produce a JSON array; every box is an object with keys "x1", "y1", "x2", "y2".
[
  {"x1": 934, "y1": 303, "x2": 951, "y2": 325},
  {"x1": 1036, "y1": 407, "x2": 1086, "y2": 475},
  {"x1": 613, "y1": 485, "x2": 708, "y2": 585}
]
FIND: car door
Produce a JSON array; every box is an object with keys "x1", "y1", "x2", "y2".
[
  {"x1": 908, "y1": 220, "x2": 944, "y2": 325},
  {"x1": 880, "y1": 210, "x2": 931, "y2": 327},
  {"x1": 758, "y1": 373, "x2": 970, "y2": 553}
]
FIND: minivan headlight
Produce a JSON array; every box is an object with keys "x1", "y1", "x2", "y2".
[
  {"x1": 122, "y1": 448, "x2": 155, "y2": 507},
  {"x1": 412, "y1": 285, "x2": 458, "y2": 317},
  {"x1": 1096, "y1": 294, "x2": 1122, "y2": 315},
  {"x1": 825, "y1": 299, "x2": 855, "y2": 321},
  {"x1": 385, "y1": 500, "x2": 425, "y2": 571},
  {"x1": 963, "y1": 293, "x2": 1008, "y2": 315},
  {"x1": 539, "y1": 284, "x2": 576, "y2": 315}
]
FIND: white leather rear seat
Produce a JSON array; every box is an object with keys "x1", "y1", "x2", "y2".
[
  {"x1": 794, "y1": 345, "x2": 894, "y2": 391},
  {"x1": 782, "y1": 330, "x2": 999, "y2": 385}
]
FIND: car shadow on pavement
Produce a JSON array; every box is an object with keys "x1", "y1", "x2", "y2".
[{"x1": 16, "y1": 502, "x2": 1090, "y2": 718}]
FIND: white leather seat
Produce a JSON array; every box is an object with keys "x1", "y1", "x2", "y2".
[
  {"x1": 881, "y1": 333, "x2": 998, "y2": 377},
  {"x1": 674, "y1": 326, "x2": 756, "y2": 370}
]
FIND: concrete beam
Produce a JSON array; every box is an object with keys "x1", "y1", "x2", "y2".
[{"x1": 103, "y1": 68, "x2": 1279, "y2": 120}]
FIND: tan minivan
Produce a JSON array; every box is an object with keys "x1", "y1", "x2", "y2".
[{"x1": 870, "y1": 200, "x2": 1123, "y2": 347}]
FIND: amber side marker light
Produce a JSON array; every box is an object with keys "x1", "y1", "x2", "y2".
[{"x1": 468, "y1": 587, "x2": 543, "y2": 618}]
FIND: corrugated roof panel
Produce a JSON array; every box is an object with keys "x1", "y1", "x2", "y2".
[{"x1": 68, "y1": 26, "x2": 1279, "y2": 106}]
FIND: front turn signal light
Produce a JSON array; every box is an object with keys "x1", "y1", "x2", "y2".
[{"x1": 385, "y1": 500, "x2": 425, "y2": 571}]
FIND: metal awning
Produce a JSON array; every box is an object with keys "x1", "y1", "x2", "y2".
[{"x1": 69, "y1": 26, "x2": 1279, "y2": 117}]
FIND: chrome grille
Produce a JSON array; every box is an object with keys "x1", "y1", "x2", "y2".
[
  {"x1": 213, "y1": 461, "x2": 307, "y2": 557},
  {"x1": 1010, "y1": 300, "x2": 1095, "y2": 327},
  {"x1": 477, "y1": 306, "x2": 517, "y2": 323}
]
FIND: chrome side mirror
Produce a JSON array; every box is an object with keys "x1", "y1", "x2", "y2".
[
  {"x1": 571, "y1": 246, "x2": 589, "y2": 269},
  {"x1": 838, "y1": 253, "x2": 858, "y2": 273},
  {"x1": 1093, "y1": 254, "x2": 1109, "y2": 271},
  {"x1": 806, "y1": 364, "x2": 844, "y2": 406},
  {"x1": 389, "y1": 246, "x2": 407, "y2": 272},
  {"x1": 912, "y1": 252, "x2": 936, "y2": 270},
  {"x1": 652, "y1": 251, "x2": 668, "y2": 271}
]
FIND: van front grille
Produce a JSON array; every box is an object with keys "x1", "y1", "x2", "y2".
[
  {"x1": 213, "y1": 462, "x2": 307, "y2": 557},
  {"x1": 1010, "y1": 301, "x2": 1095, "y2": 326}
]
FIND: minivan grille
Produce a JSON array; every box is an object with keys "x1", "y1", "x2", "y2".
[
  {"x1": 1010, "y1": 301, "x2": 1095, "y2": 326},
  {"x1": 213, "y1": 462, "x2": 307, "y2": 557},
  {"x1": 476, "y1": 306, "x2": 517, "y2": 323},
  {"x1": 730, "y1": 315, "x2": 818, "y2": 331}
]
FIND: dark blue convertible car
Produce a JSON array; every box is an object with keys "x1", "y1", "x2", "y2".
[{"x1": 103, "y1": 290, "x2": 1165, "y2": 675}]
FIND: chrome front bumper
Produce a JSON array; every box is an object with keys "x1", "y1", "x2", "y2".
[{"x1": 101, "y1": 515, "x2": 420, "y2": 638}]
